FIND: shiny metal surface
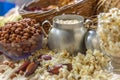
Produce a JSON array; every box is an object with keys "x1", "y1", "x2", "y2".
[
  {"x1": 46, "y1": 15, "x2": 87, "y2": 54},
  {"x1": 85, "y1": 30, "x2": 101, "y2": 51}
]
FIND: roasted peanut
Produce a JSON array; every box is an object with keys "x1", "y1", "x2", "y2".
[
  {"x1": 10, "y1": 64, "x2": 15, "y2": 69},
  {"x1": 17, "y1": 27, "x2": 22, "y2": 31},
  {"x1": 10, "y1": 73, "x2": 16, "y2": 79},
  {"x1": 23, "y1": 28, "x2": 29, "y2": 33},
  {"x1": 15, "y1": 37, "x2": 21, "y2": 42},
  {"x1": 22, "y1": 36, "x2": 28, "y2": 40},
  {"x1": 17, "y1": 48, "x2": 23, "y2": 52},
  {"x1": 31, "y1": 41, "x2": 36, "y2": 45},
  {"x1": 4, "y1": 33, "x2": 9, "y2": 39},
  {"x1": 23, "y1": 33, "x2": 29, "y2": 37},
  {"x1": 20, "y1": 31, "x2": 23, "y2": 35},
  {"x1": 11, "y1": 27, "x2": 16, "y2": 31},
  {"x1": 15, "y1": 28, "x2": 21, "y2": 34},
  {"x1": 0, "y1": 18, "x2": 43, "y2": 57},
  {"x1": 8, "y1": 62, "x2": 15, "y2": 69},
  {"x1": 30, "y1": 45, "x2": 36, "y2": 51}
]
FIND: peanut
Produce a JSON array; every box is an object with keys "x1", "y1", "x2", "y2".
[
  {"x1": 0, "y1": 18, "x2": 43, "y2": 58},
  {"x1": 10, "y1": 73, "x2": 16, "y2": 79}
]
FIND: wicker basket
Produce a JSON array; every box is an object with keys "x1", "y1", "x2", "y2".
[
  {"x1": 20, "y1": 0, "x2": 120, "y2": 30},
  {"x1": 97, "y1": 0, "x2": 120, "y2": 14},
  {"x1": 19, "y1": 0, "x2": 97, "y2": 23},
  {"x1": 86, "y1": 0, "x2": 120, "y2": 29}
]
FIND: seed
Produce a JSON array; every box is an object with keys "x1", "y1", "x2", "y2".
[
  {"x1": 17, "y1": 48, "x2": 23, "y2": 52},
  {"x1": 25, "y1": 62, "x2": 38, "y2": 77},
  {"x1": 16, "y1": 61, "x2": 30, "y2": 73},
  {"x1": 11, "y1": 27, "x2": 16, "y2": 31},
  {"x1": 47, "y1": 64, "x2": 62, "y2": 75}
]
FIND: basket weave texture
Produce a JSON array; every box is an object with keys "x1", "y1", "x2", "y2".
[
  {"x1": 19, "y1": 0, "x2": 97, "y2": 24},
  {"x1": 19, "y1": 0, "x2": 120, "y2": 30},
  {"x1": 86, "y1": 0, "x2": 120, "y2": 29},
  {"x1": 97, "y1": 0, "x2": 120, "y2": 14}
]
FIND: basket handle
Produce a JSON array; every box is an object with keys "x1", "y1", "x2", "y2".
[{"x1": 42, "y1": 20, "x2": 53, "y2": 37}]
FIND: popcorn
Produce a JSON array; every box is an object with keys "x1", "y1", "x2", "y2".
[
  {"x1": 0, "y1": 49, "x2": 116, "y2": 80},
  {"x1": 29, "y1": 49, "x2": 112, "y2": 80},
  {"x1": 97, "y1": 8, "x2": 120, "y2": 57},
  {"x1": 56, "y1": 19, "x2": 80, "y2": 24}
]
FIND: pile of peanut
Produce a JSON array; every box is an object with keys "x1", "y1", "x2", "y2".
[{"x1": 0, "y1": 18, "x2": 43, "y2": 57}]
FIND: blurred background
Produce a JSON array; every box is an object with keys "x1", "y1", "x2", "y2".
[{"x1": 0, "y1": 0, "x2": 30, "y2": 16}]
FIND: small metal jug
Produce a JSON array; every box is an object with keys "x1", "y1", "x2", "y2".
[{"x1": 42, "y1": 15, "x2": 87, "y2": 54}]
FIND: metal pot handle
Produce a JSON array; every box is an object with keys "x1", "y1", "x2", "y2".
[
  {"x1": 84, "y1": 15, "x2": 97, "y2": 29},
  {"x1": 84, "y1": 19, "x2": 94, "y2": 29},
  {"x1": 41, "y1": 20, "x2": 53, "y2": 37}
]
